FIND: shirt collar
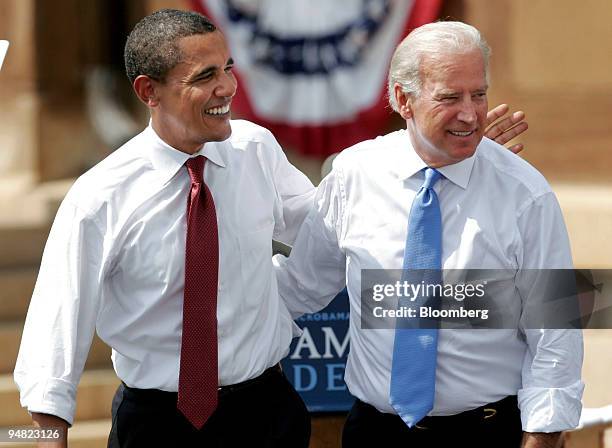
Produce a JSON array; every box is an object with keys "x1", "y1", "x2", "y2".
[
  {"x1": 143, "y1": 124, "x2": 228, "y2": 185},
  {"x1": 390, "y1": 129, "x2": 477, "y2": 190}
]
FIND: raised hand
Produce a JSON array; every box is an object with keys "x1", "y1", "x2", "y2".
[{"x1": 486, "y1": 104, "x2": 529, "y2": 154}]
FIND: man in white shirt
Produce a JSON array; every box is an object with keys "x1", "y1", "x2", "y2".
[
  {"x1": 274, "y1": 21, "x2": 583, "y2": 448},
  {"x1": 14, "y1": 9, "x2": 314, "y2": 448},
  {"x1": 13, "y1": 9, "x2": 529, "y2": 448}
]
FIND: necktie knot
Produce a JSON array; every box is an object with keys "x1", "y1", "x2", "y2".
[
  {"x1": 422, "y1": 167, "x2": 442, "y2": 190},
  {"x1": 186, "y1": 156, "x2": 205, "y2": 185}
]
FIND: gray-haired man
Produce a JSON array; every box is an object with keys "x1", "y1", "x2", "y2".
[{"x1": 274, "y1": 21, "x2": 583, "y2": 448}]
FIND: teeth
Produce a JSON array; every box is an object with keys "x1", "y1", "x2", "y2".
[
  {"x1": 449, "y1": 130, "x2": 473, "y2": 137},
  {"x1": 205, "y1": 104, "x2": 230, "y2": 115}
]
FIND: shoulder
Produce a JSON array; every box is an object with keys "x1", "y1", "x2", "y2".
[
  {"x1": 227, "y1": 119, "x2": 280, "y2": 148},
  {"x1": 221, "y1": 120, "x2": 289, "y2": 172},
  {"x1": 475, "y1": 137, "x2": 553, "y2": 199},
  {"x1": 332, "y1": 131, "x2": 402, "y2": 173},
  {"x1": 63, "y1": 130, "x2": 151, "y2": 217}
]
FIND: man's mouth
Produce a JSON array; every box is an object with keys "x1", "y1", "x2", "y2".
[
  {"x1": 448, "y1": 130, "x2": 475, "y2": 137},
  {"x1": 204, "y1": 104, "x2": 231, "y2": 116}
]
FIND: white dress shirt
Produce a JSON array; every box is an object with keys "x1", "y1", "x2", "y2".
[
  {"x1": 14, "y1": 120, "x2": 315, "y2": 425},
  {"x1": 274, "y1": 130, "x2": 584, "y2": 432}
]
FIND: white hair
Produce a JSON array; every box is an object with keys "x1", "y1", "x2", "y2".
[{"x1": 387, "y1": 21, "x2": 491, "y2": 112}]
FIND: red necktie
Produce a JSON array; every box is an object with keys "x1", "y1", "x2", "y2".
[{"x1": 177, "y1": 155, "x2": 219, "y2": 429}]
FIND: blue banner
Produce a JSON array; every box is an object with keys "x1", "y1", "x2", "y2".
[{"x1": 281, "y1": 289, "x2": 354, "y2": 412}]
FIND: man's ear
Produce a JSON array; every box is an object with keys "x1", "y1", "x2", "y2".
[
  {"x1": 133, "y1": 75, "x2": 160, "y2": 107},
  {"x1": 394, "y1": 83, "x2": 413, "y2": 120}
]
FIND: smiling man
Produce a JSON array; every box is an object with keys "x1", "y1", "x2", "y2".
[
  {"x1": 274, "y1": 21, "x2": 583, "y2": 448},
  {"x1": 14, "y1": 10, "x2": 313, "y2": 447},
  {"x1": 402, "y1": 50, "x2": 488, "y2": 167}
]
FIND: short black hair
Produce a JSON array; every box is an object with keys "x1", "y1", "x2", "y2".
[{"x1": 124, "y1": 9, "x2": 216, "y2": 84}]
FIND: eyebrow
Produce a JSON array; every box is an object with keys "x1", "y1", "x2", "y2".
[
  {"x1": 435, "y1": 86, "x2": 488, "y2": 97},
  {"x1": 434, "y1": 91, "x2": 460, "y2": 98}
]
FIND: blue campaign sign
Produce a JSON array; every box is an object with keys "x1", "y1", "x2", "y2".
[{"x1": 281, "y1": 289, "x2": 355, "y2": 412}]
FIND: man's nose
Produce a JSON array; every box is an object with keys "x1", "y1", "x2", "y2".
[
  {"x1": 216, "y1": 72, "x2": 237, "y2": 98},
  {"x1": 457, "y1": 98, "x2": 477, "y2": 124}
]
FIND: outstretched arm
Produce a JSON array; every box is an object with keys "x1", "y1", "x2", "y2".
[{"x1": 274, "y1": 167, "x2": 347, "y2": 319}]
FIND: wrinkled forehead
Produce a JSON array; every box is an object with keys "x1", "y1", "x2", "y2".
[{"x1": 419, "y1": 50, "x2": 488, "y2": 89}]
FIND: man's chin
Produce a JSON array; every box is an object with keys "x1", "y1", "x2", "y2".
[
  {"x1": 450, "y1": 146, "x2": 478, "y2": 161},
  {"x1": 205, "y1": 124, "x2": 232, "y2": 143},
  {"x1": 219, "y1": 125, "x2": 232, "y2": 142},
  {"x1": 447, "y1": 137, "x2": 481, "y2": 159}
]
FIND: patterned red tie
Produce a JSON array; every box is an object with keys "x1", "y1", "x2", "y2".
[{"x1": 177, "y1": 155, "x2": 219, "y2": 429}]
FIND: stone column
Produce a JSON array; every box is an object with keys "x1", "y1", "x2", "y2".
[
  {"x1": 0, "y1": 0, "x2": 151, "y2": 190},
  {"x1": 0, "y1": 0, "x2": 38, "y2": 194},
  {"x1": 34, "y1": 0, "x2": 111, "y2": 182}
]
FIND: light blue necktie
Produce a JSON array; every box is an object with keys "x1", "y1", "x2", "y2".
[{"x1": 390, "y1": 167, "x2": 443, "y2": 427}]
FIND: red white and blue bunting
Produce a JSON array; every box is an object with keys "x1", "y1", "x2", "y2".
[{"x1": 190, "y1": 0, "x2": 442, "y2": 157}]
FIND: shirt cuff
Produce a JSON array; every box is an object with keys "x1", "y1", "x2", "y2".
[
  {"x1": 16, "y1": 375, "x2": 77, "y2": 426},
  {"x1": 518, "y1": 380, "x2": 585, "y2": 432}
]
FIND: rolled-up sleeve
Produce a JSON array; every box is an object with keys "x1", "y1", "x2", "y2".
[
  {"x1": 516, "y1": 192, "x2": 584, "y2": 432},
  {"x1": 14, "y1": 198, "x2": 106, "y2": 425},
  {"x1": 517, "y1": 330, "x2": 584, "y2": 432}
]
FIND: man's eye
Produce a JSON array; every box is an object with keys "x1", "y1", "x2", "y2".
[
  {"x1": 440, "y1": 96, "x2": 458, "y2": 102},
  {"x1": 225, "y1": 65, "x2": 234, "y2": 73},
  {"x1": 195, "y1": 73, "x2": 213, "y2": 82}
]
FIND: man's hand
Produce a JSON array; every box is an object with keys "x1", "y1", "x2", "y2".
[
  {"x1": 31, "y1": 413, "x2": 68, "y2": 448},
  {"x1": 485, "y1": 104, "x2": 529, "y2": 154},
  {"x1": 521, "y1": 431, "x2": 563, "y2": 448}
]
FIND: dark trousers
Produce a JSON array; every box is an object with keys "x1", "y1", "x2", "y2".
[
  {"x1": 342, "y1": 396, "x2": 523, "y2": 448},
  {"x1": 108, "y1": 367, "x2": 310, "y2": 448}
]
